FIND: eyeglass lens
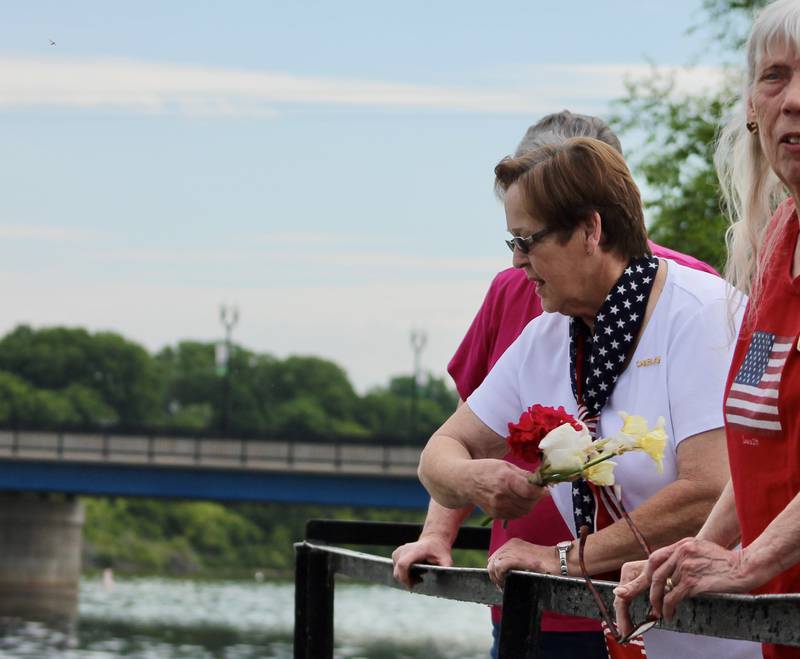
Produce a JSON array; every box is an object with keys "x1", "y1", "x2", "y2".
[{"x1": 505, "y1": 227, "x2": 551, "y2": 254}]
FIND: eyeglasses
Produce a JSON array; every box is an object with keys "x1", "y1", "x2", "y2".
[
  {"x1": 505, "y1": 227, "x2": 554, "y2": 254},
  {"x1": 578, "y1": 507, "x2": 659, "y2": 644}
]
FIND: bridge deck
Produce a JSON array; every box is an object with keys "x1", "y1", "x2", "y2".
[
  {"x1": 0, "y1": 430, "x2": 420, "y2": 476},
  {"x1": 0, "y1": 430, "x2": 428, "y2": 506}
]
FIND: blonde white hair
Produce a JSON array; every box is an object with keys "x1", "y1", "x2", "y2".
[{"x1": 717, "y1": 0, "x2": 800, "y2": 301}]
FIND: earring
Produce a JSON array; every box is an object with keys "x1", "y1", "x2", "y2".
[{"x1": 746, "y1": 121, "x2": 759, "y2": 134}]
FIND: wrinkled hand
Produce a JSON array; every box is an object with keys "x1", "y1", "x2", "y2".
[
  {"x1": 467, "y1": 459, "x2": 544, "y2": 520},
  {"x1": 487, "y1": 538, "x2": 558, "y2": 589},
  {"x1": 613, "y1": 537, "x2": 754, "y2": 636},
  {"x1": 612, "y1": 559, "x2": 648, "y2": 638},
  {"x1": 392, "y1": 536, "x2": 453, "y2": 588}
]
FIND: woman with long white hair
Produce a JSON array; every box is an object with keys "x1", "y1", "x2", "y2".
[{"x1": 614, "y1": 2, "x2": 800, "y2": 657}]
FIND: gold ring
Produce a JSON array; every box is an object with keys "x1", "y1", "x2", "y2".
[{"x1": 665, "y1": 576, "x2": 674, "y2": 592}]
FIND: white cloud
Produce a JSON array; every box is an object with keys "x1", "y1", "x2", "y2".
[
  {"x1": 0, "y1": 224, "x2": 99, "y2": 241},
  {"x1": 0, "y1": 55, "x2": 730, "y2": 118},
  {"x1": 539, "y1": 63, "x2": 731, "y2": 97},
  {"x1": 0, "y1": 55, "x2": 542, "y2": 116}
]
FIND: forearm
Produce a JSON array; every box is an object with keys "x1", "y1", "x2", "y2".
[
  {"x1": 577, "y1": 478, "x2": 722, "y2": 575},
  {"x1": 418, "y1": 434, "x2": 477, "y2": 508},
  {"x1": 696, "y1": 479, "x2": 741, "y2": 548},
  {"x1": 740, "y1": 489, "x2": 800, "y2": 588},
  {"x1": 419, "y1": 500, "x2": 474, "y2": 545}
]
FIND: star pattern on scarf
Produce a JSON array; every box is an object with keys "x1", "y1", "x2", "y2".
[{"x1": 569, "y1": 255, "x2": 659, "y2": 533}]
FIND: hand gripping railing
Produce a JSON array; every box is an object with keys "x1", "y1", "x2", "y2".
[{"x1": 294, "y1": 519, "x2": 800, "y2": 659}]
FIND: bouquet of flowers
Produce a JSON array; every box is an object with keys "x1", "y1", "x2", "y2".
[{"x1": 507, "y1": 405, "x2": 666, "y2": 487}]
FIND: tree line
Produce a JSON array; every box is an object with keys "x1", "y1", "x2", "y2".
[{"x1": 0, "y1": 325, "x2": 457, "y2": 444}]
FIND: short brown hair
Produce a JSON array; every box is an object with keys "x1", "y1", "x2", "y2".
[{"x1": 495, "y1": 137, "x2": 650, "y2": 260}]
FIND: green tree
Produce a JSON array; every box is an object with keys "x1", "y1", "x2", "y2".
[
  {"x1": 156, "y1": 342, "x2": 377, "y2": 439},
  {"x1": 610, "y1": 0, "x2": 768, "y2": 273},
  {"x1": 611, "y1": 72, "x2": 734, "y2": 272},
  {"x1": 358, "y1": 374, "x2": 458, "y2": 442},
  {"x1": 157, "y1": 341, "x2": 225, "y2": 429},
  {"x1": 0, "y1": 326, "x2": 161, "y2": 426},
  {"x1": 694, "y1": 0, "x2": 769, "y2": 50},
  {"x1": 0, "y1": 325, "x2": 457, "y2": 441}
]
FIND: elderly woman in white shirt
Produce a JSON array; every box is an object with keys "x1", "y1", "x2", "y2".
[{"x1": 417, "y1": 137, "x2": 758, "y2": 659}]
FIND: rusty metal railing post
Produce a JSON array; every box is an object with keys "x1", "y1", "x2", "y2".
[
  {"x1": 294, "y1": 543, "x2": 334, "y2": 659},
  {"x1": 498, "y1": 570, "x2": 545, "y2": 659}
]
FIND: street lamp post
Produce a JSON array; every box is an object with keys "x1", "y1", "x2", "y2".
[
  {"x1": 219, "y1": 304, "x2": 240, "y2": 434},
  {"x1": 409, "y1": 329, "x2": 427, "y2": 441}
]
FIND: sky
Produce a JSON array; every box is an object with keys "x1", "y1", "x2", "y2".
[{"x1": 0, "y1": 1, "x2": 735, "y2": 393}]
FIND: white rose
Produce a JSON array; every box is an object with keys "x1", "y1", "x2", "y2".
[{"x1": 539, "y1": 423, "x2": 592, "y2": 472}]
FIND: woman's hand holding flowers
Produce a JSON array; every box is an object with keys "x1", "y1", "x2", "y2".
[
  {"x1": 466, "y1": 458, "x2": 546, "y2": 520},
  {"x1": 507, "y1": 406, "x2": 667, "y2": 488},
  {"x1": 479, "y1": 406, "x2": 666, "y2": 526}
]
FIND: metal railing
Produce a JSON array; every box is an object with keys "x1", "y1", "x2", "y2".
[
  {"x1": 294, "y1": 519, "x2": 800, "y2": 659},
  {"x1": 0, "y1": 429, "x2": 421, "y2": 476}
]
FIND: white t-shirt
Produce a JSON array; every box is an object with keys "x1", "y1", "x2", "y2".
[{"x1": 468, "y1": 261, "x2": 759, "y2": 659}]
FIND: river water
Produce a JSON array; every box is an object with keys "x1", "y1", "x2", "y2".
[{"x1": 0, "y1": 576, "x2": 493, "y2": 658}]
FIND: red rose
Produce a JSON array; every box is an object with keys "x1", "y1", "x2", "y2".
[{"x1": 507, "y1": 404, "x2": 582, "y2": 464}]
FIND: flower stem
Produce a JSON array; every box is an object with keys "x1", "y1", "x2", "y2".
[{"x1": 528, "y1": 451, "x2": 617, "y2": 486}]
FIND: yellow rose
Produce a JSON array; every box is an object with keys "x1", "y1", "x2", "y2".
[
  {"x1": 619, "y1": 412, "x2": 649, "y2": 440},
  {"x1": 638, "y1": 425, "x2": 667, "y2": 472},
  {"x1": 584, "y1": 460, "x2": 617, "y2": 486}
]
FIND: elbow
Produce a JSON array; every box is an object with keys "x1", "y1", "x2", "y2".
[
  {"x1": 417, "y1": 443, "x2": 436, "y2": 497},
  {"x1": 417, "y1": 440, "x2": 467, "y2": 509}
]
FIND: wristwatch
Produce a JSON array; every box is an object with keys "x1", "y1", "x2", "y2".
[{"x1": 555, "y1": 541, "x2": 573, "y2": 576}]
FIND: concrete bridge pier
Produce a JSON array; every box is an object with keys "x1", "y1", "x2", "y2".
[{"x1": 0, "y1": 492, "x2": 84, "y2": 622}]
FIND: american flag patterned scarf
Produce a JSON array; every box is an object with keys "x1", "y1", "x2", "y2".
[{"x1": 569, "y1": 255, "x2": 658, "y2": 659}]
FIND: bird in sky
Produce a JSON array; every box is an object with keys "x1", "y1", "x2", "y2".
[{"x1": 49, "y1": 39, "x2": 56, "y2": 46}]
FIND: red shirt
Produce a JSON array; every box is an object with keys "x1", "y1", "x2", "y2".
[
  {"x1": 725, "y1": 199, "x2": 800, "y2": 659},
  {"x1": 447, "y1": 241, "x2": 719, "y2": 631}
]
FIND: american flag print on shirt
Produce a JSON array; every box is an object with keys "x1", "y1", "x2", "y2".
[{"x1": 725, "y1": 331, "x2": 793, "y2": 433}]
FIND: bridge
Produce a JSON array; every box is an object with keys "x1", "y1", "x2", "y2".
[
  {"x1": 0, "y1": 428, "x2": 428, "y2": 508},
  {"x1": 0, "y1": 428, "x2": 431, "y2": 624}
]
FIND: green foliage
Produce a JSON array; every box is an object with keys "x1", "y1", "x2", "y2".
[
  {"x1": 611, "y1": 71, "x2": 735, "y2": 272},
  {"x1": 81, "y1": 498, "x2": 493, "y2": 576},
  {"x1": 693, "y1": 0, "x2": 769, "y2": 50},
  {"x1": 0, "y1": 325, "x2": 456, "y2": 444},
  {"x1": 0, "y1": 326, "x2": 161, "y2": 426},
  {"x1": 0, "y1": 371, "x2": 116, "y2": 428},
  {"x1": 358, "y1": 375, "x2": 458, "y2": 442},
  {"x1": 63, "y1": 384, "x2": 119, "y2": 426},
  {"x1": 609, "y1": 0, "x2": 769, "y2": 274}
]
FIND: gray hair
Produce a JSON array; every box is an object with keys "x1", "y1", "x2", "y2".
[
  {"x1": 515, "y1": 110, "x2": 623, "y2": 157},
  {"x1": 717, "y1": 0, "x2": 800, "y2": 300}
]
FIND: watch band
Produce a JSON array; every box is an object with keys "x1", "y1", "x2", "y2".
[{"x1": 555, "y1": 542, "x2": 572, "y2": 576}]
